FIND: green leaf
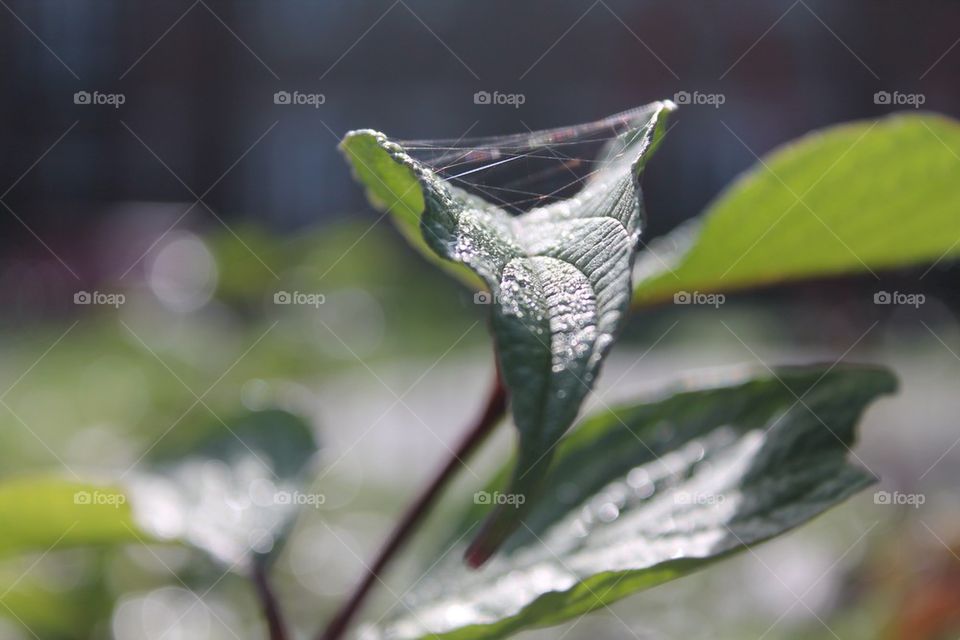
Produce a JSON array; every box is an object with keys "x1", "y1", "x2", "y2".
[
  {"x1": 339, "y1": 128, "x2": 484, "y2": 289},
  {"x1": 128, "y1": 408, "x2": 319, "y2": 570},
  {"x1": 367, "y1": 365, "x2": 895, "y2": 640},
  {"x1": 342, "y1": 102, "x2": 674, "y2": 563},
  {"x1": 0, "y1": 476, "x2": 140, "y2": 557},
  {"x1": 633, "y1": 113, "x2": 960, "y2": 305},
  {"x1": 0, "y1": 410, "x2": 319, "y2": 572}
]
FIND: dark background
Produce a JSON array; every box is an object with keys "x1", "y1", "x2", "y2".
[{"x1": 1, "y1": 0, "x2": 957, "y2": 264}]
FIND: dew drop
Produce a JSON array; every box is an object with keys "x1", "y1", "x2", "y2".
[{"x1": 597, "y1": 502, "x2": 620, "y2": 523}]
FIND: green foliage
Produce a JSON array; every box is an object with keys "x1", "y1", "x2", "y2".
[
  {"x1": 128, "y1": 408, "x2": 319, "y2": 570},
  {"x1": 0, "y1": 409, "x2": 316, "y2": 579},
  {"x1": 342, "y1": 102, "x2": 674, "y2": 563},
  {"x1": 369, "y1": 365, "x2": 895, "y2": 639},
  {"x1": 4, "y1": 104, "x2": 955, "y2": 640},
  {"x1": 633, "y1": 113, "x2": 960, "y2": 304},
  {"x1": 0, "y1": 476, "x2": 139, "y2": 557},
  {"x1": 339, "y1": 132, "x2": 484, "y2": 289}
]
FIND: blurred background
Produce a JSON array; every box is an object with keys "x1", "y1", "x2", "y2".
[{"x1": 1, "y1": 1, "x2": 959, "y2": 638}]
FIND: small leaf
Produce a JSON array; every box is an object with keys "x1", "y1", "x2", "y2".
[
  {"x1": 128, "y1": 408, "x2": 319, "y2": 570},
  {"x1": 0, "y1": 476, "x2": 140, "y2": 557},
  {"x1": 342, "y1": 102, "x2": 674, "y2": 563},
  {"x1": 365, "y1": 365, "x2": 895, "y2": 640},
  {"x1": 632, "y1": 113, "x2": 960, "y2": 305}
]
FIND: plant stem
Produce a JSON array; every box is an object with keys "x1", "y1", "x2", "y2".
[
  {"x1": 253, "y1": 559, "x2": 289, "y2": 640},
  {"x1": 318, "y1": 370, "x2": 508, "y2": 640}
]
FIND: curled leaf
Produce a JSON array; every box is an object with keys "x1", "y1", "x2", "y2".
[{"x1": 341, "y1": 103, "x2": 674, "y2": 563}]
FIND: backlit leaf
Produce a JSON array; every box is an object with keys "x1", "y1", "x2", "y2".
[{"x1": 632, "y1": 113, "x2": 960, "y2": 305}]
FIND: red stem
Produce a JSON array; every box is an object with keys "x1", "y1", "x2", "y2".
[
  {"x1": 318, "y1": 371, "x2": 508, "y2": 640},
  {"x1": 253, "y1": 560, "x2": 290, "y2": 640}
]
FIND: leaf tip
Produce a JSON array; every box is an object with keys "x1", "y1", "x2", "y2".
[
  {"x1": 463, "y1": 514, "x2": 501, "y2": 568},
  {"x1": 464, "y1": 539, "x2": 493, "y2": 569},
  {"x1": 340, "y1": 127, "x2": 380, "y2": 144},
  {"x1": 463, "y1": 501, "x2": 527, "y2": 569}
]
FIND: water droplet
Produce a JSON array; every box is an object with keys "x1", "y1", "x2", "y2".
[{"x1": 597, "y1": 502, "x2": 620, "y2": 523}]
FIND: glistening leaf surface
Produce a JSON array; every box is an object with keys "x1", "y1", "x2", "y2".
[
  {"x1": 632, "y1": 113, "x2": 960, "y2": 305},
  {"x1": 342, "y1": 102, "x2": 674, "y2": 562},
  {"x1": 339, "y1": 129, "x2": 483, "y2": 289},
  {"x1": 128, "y1": 408, "x2": 318, "y2": 570},
  {"x1": 365, "y1": 365, "x2": 895, "y2": 640}
]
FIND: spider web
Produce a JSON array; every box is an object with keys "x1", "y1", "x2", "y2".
[{"x1": 396, "y1": 103, "x2": 661, "y2": 215}]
